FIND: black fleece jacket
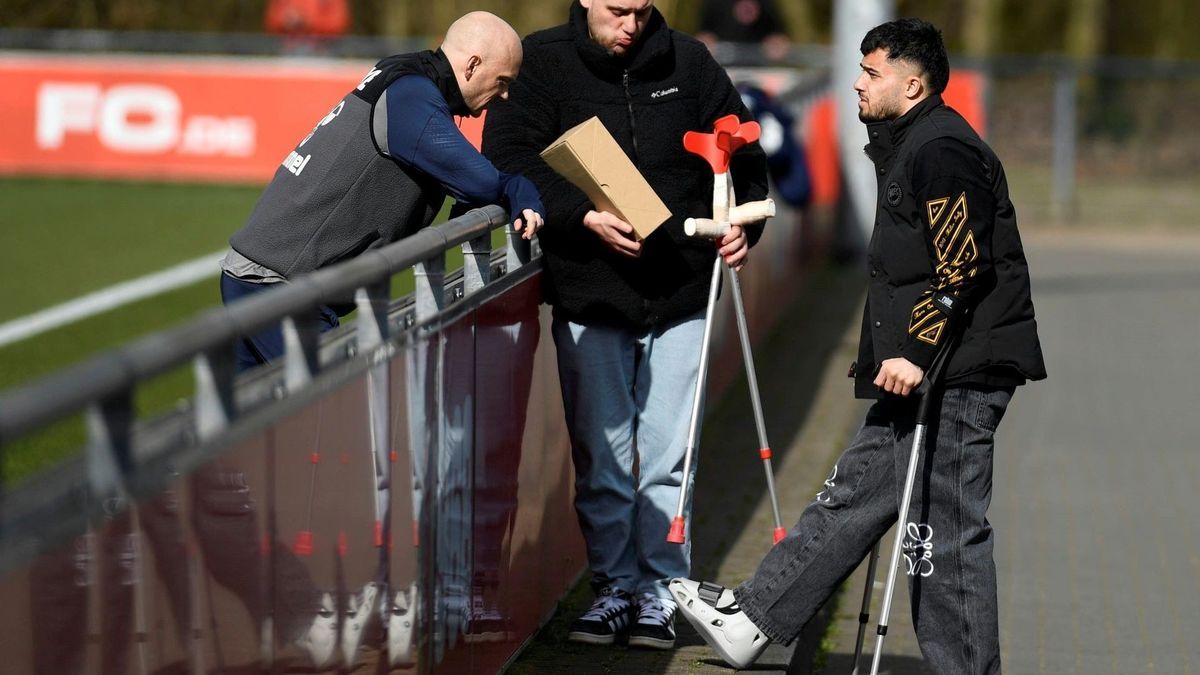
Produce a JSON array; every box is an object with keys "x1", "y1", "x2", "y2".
[{"x1": 482, "y1": 1, "x2": 768, "y2": 330}]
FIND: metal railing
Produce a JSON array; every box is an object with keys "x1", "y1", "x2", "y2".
[{"x1": 0, "y1": 204, "x2": 534, "y2": 576}]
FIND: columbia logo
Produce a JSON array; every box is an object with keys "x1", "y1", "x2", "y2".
[{"x1": 650, "y1": 87, "x2": 680, "y2": 99}]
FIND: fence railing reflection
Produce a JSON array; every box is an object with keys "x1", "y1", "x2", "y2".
[{"x1": 0, "y1": 203, "x2": 582, "y2": 672}]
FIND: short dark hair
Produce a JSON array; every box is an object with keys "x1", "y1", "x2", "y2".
[{"x1": 860, "y1": 18, "x2": 949, "y2": 95}]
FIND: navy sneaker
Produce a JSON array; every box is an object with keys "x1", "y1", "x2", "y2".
[
  {"x1": 628, "y1": 593, "x2": 677, "y2": 649},
  {"x1": 567, "y1": 587, "x2": 634, "y2": 645}
]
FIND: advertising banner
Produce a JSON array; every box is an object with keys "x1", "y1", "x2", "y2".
[
  {"x1": 0, "y1": 52, "x2": 979, "y2": 194},
  {"x1": 0, "y1": 54, "x2": 375, "y2": 183}
]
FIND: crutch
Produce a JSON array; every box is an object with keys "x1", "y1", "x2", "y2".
[
  {"x1": 667, "y1": 113, "x2": 783, "y2": 545},
  {"x1": 849, "y1": 542, "x2": 880, "y2": 674},
  {"x1": 667, "y1": 254, "x2": 722, "y2": 545},
  {"x1": 864, "y1": 335, "x2": 957, "y2": 675},
  {"x1": 725, "y1": 265, "x2": 787, "y2": 544}
]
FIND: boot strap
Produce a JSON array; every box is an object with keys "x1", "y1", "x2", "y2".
[{"x1": 698, "y1": 581, "x2": 726, "y2": 608}]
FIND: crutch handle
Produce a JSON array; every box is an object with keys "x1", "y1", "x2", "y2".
[
  {"x1": 683, "y1": 217, "x2": 728, "y2": 239},
  {"x1": 730, "y1": 199, "x2": 775, "y2": 224},
  {"x1": 683, "y1": 201, "x2": 776, "y2": 239}
]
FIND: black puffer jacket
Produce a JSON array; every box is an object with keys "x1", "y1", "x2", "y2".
[
  {"x1": 482, "y1": 1, "x2": 768, "y2": 330},
  {"x1": 854, "y1": 94, "x2": 1047, "y2": 398}
]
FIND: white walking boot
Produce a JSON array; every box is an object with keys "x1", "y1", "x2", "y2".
[{"x1": 670, "y1": 578, "x2": 770, "y2": 669}]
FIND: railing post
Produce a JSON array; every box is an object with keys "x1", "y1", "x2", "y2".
[
  {"x1": 1052, "y1": 65, "x2": 1078, "y2": 222},
  {"x1": 356, "y1": 277, "x2": 394, "y2": 550},
  {"x1": 414, "y1": 254, "x2": 445, "y2": 323},
  {"x1": 462, "y1": 233, "x2": 492, "y2": 297},
  {"x1": 85, "y1": 389, "x2": 133, "y2": 502},
  {"x1": 193, "y1": 347, "x2": 236, "y2": 441},
  {"x1": 282, "y1": 315, "x2": 320, "y2": 391},
  {"x1": 505, "y1": 221, "x2": 531, "y2": 273},
  {"x1": 356, "y1": 280, "x2": 391, "y2": 353}
]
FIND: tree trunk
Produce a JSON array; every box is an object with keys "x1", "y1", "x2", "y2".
[
  {"x1": 1064, "y1": 0, "x2": 1103, "y2": 60},
  {"x1": 962, "y1": 0, "x2": 1001, "y2": 57},
  {"x1": 381, "y1": 1, "x2": 411, "y2": 39}
]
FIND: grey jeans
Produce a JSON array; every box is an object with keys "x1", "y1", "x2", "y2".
[{"x1": 735, "y1": 384, "x2": 1014, "y2": 675}]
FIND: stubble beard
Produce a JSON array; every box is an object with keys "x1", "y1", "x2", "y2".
[
  {"x1": 858, "y1": 92, "x2": 902, "y2": 124},
  {"x1": 859, "y1": 102, "x2": 898, "y2": 124}
]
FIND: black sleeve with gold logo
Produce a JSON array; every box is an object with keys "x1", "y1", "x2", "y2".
[{"x1": 903, "y1": 138, "x2": 995, "y2": 366}]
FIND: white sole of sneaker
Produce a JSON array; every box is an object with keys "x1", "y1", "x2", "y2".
[
  {"x1": 628, "y1": 635, "x2": 675, "y2": 650},
  {"x1": 567, "y1": 631, "x2": 616, "y2": 646}
]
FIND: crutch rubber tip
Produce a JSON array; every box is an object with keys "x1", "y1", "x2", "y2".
[
  {"x1": 667, "y1": 517, "x2": 687, "y2": 544},
  {"x1": 294, "y1": 530, "x2": 314, "y2": 556},
  {"x1": 772, "y1": 527, "x2": 786, "y2": 544}
]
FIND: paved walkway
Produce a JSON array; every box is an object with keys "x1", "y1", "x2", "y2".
[{"x1": 509, "y1": 231, "x2": 1200, "y2": 674}]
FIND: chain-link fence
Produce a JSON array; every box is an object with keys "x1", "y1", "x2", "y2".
[{"x1": 984, "y1": 56, "x2": 1200, "y2": 231}]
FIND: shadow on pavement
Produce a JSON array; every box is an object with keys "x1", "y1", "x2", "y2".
[{"x1": 817, "y1": 653, "x2": 931, "y2": 674}]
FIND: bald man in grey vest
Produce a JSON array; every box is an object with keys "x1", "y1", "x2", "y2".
[{"x1": 222, "y1": 11, "x2": 544, "y2": 371}]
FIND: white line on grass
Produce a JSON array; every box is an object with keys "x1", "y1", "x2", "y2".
[{"x1": 0, "y1": 251, "x2": 228, "y2": 348}]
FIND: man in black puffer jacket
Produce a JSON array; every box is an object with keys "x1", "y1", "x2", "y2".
[
  {"x1": 483, "y1": 0, "x2": 768, "y2": 651},
  {"x1": 671, "y1": 19, "x2": 1046, "y2": 673}
]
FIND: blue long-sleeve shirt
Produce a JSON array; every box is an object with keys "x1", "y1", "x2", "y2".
[{"x1": 378, "y1": 75, "x2": 542, "y2": 219}]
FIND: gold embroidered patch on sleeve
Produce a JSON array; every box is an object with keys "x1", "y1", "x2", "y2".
[
  {"x1": 908, "y1": 296, "x2": 946, "y2": 345},
  {"x1": 931, "y1": 193, "x2": 968, "y2": 261},
  {"x1": 926, "y1": 197, "x2": 948, "y2": 228},
  {"x1": 916, "y1": 319, "x2": 946, "y2": 345}
]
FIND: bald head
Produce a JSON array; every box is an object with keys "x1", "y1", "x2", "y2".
[
  {"x1": 441, "y1": 12, "x2": 523, "y2": 115},
  {"x1": 443, "y1": 11, "x2": 521, "y2": 62}
]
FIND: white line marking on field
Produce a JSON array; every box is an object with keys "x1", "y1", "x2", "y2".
[{"x1": 0, "y1": 250, "x2": 228, "y2": 348}]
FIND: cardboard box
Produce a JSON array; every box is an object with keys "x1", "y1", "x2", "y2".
[{"x1": 540, "y1": 116, "x2": 671, "y2": 240}]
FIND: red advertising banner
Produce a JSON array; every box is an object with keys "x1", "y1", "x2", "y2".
[
  {"x1": 0, "y1": 54, "x2": 374, "y2": 184},
  {"x1": 0, "y1": 53, "x2": 982, "y2": 190}
]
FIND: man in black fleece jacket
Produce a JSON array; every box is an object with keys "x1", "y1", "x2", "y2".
[{"x1": 482, "y1": 0, "x2": 768, "y2": 651}]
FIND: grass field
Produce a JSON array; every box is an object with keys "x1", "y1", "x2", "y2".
[
  {"x1": 0, "y1": 177, "x2": 259, "y2": 477},
  {"x1": 0, "y1": 176, "x2": 470, "y2": 480}
]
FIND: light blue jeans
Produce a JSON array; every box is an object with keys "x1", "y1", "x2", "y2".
[{"x1": 552, "y1": 311, "x2": 705, "y2": 601}]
